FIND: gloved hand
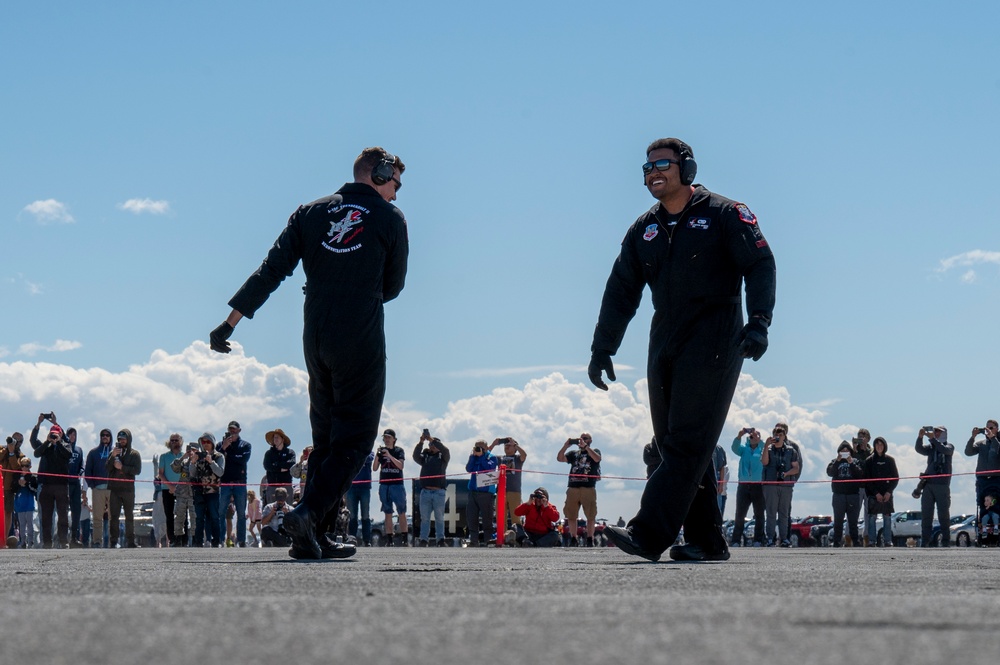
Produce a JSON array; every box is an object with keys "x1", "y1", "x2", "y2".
[
  {"x1": 588, "y1": 351, "x2": 616, "y2": 391},
  {"x1": 210, "y1": 322, "x2": 235, "y2": 354},
  {"x1": 736, "y1": 319, "x2": 769, "y2": 361}
]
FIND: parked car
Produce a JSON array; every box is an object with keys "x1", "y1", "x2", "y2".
[
  {"x1": 930, "y1": 514, "x2": 974, "y2": 547},
  {"x1": 880, "y1": 510, "x2": 938, "y2": 547},
  {"x1": 789, "y1": 515, "x2": 831, "y2": 547}
]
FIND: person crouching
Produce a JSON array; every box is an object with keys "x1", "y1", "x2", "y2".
[{"x1": 513, "y1": 487, "x2": 560, "y2": 547}]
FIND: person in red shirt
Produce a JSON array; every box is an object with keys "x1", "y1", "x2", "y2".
[{"x1": 513, "y1": 487, "x2": 560, "y2": 547}]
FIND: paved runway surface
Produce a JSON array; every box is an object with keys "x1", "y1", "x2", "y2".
[{"x1": 1, "y1": 545, "x2": 997, "y2": 664}]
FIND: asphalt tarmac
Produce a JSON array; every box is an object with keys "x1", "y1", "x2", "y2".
[{"x1": 1, "y1": 544, "x2": 997, "y2": 664}]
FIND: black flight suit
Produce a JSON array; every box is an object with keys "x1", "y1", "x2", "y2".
[
  {"x1": 592, "y1": 185, "x2": 776, "y2": 555},
  {"x1": 228, "y1": 183, "x2": 408, "y2": 528}
]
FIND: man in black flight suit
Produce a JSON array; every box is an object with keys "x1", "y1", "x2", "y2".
[
  {"x1": 591, "y1": 138, "x2": 776, "y2": 562},
  {"x1": 210, "y1": 147, "x2": 409, "y2": 560}
]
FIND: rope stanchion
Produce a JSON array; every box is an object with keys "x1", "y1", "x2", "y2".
[{"x1": 496, "y1": 464, "x2": 506, "y2": 548}]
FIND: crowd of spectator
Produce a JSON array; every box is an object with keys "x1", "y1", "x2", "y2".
[{"x1": 4, "y1": 412, "x2": 998, "y2": 551}]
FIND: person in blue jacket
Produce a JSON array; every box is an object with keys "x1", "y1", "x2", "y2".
[{"x1": 465, "y1": 441, "x2": 498, "y2": 546}]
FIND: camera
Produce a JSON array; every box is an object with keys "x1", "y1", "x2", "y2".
[
  {"x1": 500, "y1": 437, "x2": 511, "y2": 444},
  {"x1": 197, "y1": 450, "x2": 207, "y2": 461},
  {"x1": 976, "y1": 427, "x2": 987, "y2": 435},
  {"x1": 570, "y1": 438, "x2": 581, "y2": 446},
  {"x1": 473, "y1": 446, "x2": 484, "y2": 454},
  {"x1": 530, "y1": 491, "x2": 545, "y2": 501},
  {"x1": 839, "y1": 451, "x2": 850, "y2": 459},
  {"x1": 422, "y1": 428, "x2": 430, "y2": 438},
  {"x1": 5, "y1": 437, "x2": 12, "y2": 445},
  {"x1": 923, "y1": 426, "x2": 935, "y2": 434}
]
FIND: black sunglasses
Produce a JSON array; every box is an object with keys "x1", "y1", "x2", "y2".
[
  {"x1": 642, "y1": 159, "x2": 679, "y2": 174},
  {"x1": 390, "y1": 177, "x2": 402, "y2": 192}
]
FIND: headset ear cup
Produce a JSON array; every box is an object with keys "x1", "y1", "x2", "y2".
[
  {"x1": 680, "y1": 156, "x2": 697, "y2": 186},
  {"x1": 371, "y1": 153, "x2": 396, "y2": 186}
]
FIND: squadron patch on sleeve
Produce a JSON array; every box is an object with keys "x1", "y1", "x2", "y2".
[
  {"x1": 642, "y1": 224, "x2": 659, "y2": 241},
  {"x1": 735, "y1": 204, "x2": 757, "y2": 225}
]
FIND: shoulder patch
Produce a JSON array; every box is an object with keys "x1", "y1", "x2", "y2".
[
  {"x1": 642, "y1": 224, "x2": 658, "y2": 241},
  {"x1": 735, "y1": 204, "x2": 757, "y2": 225}
]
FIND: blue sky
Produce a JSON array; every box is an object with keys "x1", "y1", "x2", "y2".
[{"x1": 2, "y1": 3, "x2": 998, "y2": 520}]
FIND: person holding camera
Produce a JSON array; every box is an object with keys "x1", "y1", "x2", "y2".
[
  {"x1": 373, "y1": 429, "x2": 407, "y2": 546},
  {"x1": 490, "y1": 436, "x2": 527, "y2": 530},
  {"x1": 346, "y1": 450, "x2": 375, "y2": 546},
  {"x1": 170, "y1": 443, "x2": 202, "y2": 546},
  {"x1": 760, "y1": 425, "x2": 799, "y2": 547},
  {"x1": 827, "y1": 442, "x2": 864, "y2": 547},
  {"x1": 414, "y1": 431, "x2": 450, "y2": 546},
  {"x1": 217, "y1": 421, "x2": 251, "y2": 547},
  {"x1": 29, "y1": 413, "x2": 73, "y2": 548},
  {"x1": 513, "y1": 487, "x2": 560, "y2": 547},
  {"x1": 188, "y1": 433, "x2": 226, "y2": 547},
  {"x1": 466, "y1": 440, "x2": 499, "y2": 546},
  {"x1": 557, "y1": 433, "x2": 602, "y2": 547},
  {"x1": 106, "y1": 429, "x2": 143, "y2": 548},
  {"x1": 730, "y1": 427, "x2": 765, "y2": 547},
  {"x1": 14, "y1": 458, "x2": 37, "y2": 548},
  {"x1": 965, "y1": 420, "x2": 1000, "y2": 511},
  {"x1": 915, "y1": 426, "x2": 953, "y2": 547},
  {"x1": 260, "y1": 487, "x2": 291, "y2": 547},
  {"x1": 864, "y1": 436, "x2": 899, "y2": 547},
  {"x1": 851, "y1": 429, "x2": 873, "y2": 545},
  {"x1": 263, "y1": 428, "x2": 295, "y2": 504},
  {"x1": 2, "y1": 432, "x2": 26, "y2": 538}
]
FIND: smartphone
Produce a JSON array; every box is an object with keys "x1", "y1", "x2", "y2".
[{"x1": 422, "y1": 428, "x2": 430, "y2": 438}]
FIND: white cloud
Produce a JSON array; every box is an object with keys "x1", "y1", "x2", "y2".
[
  {"x1": 0, "y1": 347, "x2": 8, "y2": 359},
  {"x1": 22, "y1": 199, "x2": 74, "y2": 224},
  {"x1": 17, "y1": 339, "x2": 83, "y2": 356},
  {"x1": 443, "y1": 364, "x2": 633, "y2": 378},
  {"x1": 937, "y1": 250, "x2": 1000, "y2": 277},
  {"x1": 0, "y1": 349, "x2": 979, "y2": 521},
  {"x1": 118, "y1": 198, "x2": 170, "y2": 215}
]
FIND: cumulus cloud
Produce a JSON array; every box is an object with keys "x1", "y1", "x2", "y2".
[
  {"x1": 22, "y1": 199, "x2": 74, "y2": 224},
  {"x1": 118, "y1": 198, "x2": 170, "y2": 215},
  {"x1": 937, "y1": 250, "x2": 1000, "y2": 281},
  {"x1": 17, "y1": 339, "x2": 83, "y2": 356},
  {"x1": 0, "y1": 348, "x2": 977, "y2": 520},
  {"x1": 444, "y1": 364, "x2": 632, "y2": 378}
]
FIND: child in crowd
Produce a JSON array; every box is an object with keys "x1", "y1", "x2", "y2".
[
  {"x1": 246, "y1": 489, "x2": 262, "y2": 547},
  {"x1": 14, "y1": 458, "x2": 38, "y2": 548},
  {"x1": 981, "y1": 494, "x2": 1000, "y2": 537}
]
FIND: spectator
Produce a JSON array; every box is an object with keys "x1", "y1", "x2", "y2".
[
  {"x1": 413, "y1": 432, "x2": 450, "y2": 546},
  {"x1": 864, "y1": 436, "x2": 899, "y2": 547},
  {"x1": 217, "y1": 420, "x2": 251, "y2": 547},
  {"x1": 289, "y1": 446, "x2": 312, "y2": 498},
  {"x1": 852, "y1": 428, "x2": 873, "y2": 545},
  {"x1": 64, "y1": 427, "x2": 85, "y2": 547},
  {"x1": 83, "y1": 428, "x2": 115, "y2": 548},
  {"x1": 191, "y1": 433, "x2": 225, "y2": 547},
  {"x1": 260, "y1": 487, "x2": 291, "y2": 547},
  {"x1": 170, "y1": 443, "x2": 200, "y2": 547},
  {"x1": 152, "y1": 454, "x2": 168, "y2": 547},
  {"x1": 761, "y1": 424, "x2": 800, "y2": 547},
  {"x1": 14, "y1": 459, "x2": 38, "y2": 548},
  {"x1": 30, "y1": 414, "x2": 72, "y2": 548},
  {"x1": 490, "y1": 437, "x2": 527, "y2": 530},
  {"x1": 346, "y1": 450, "x2": 375, "y2": 546},
  {"x1": 557, "y1": 433, "x2": 602, "y2": 547},
  {"x1": 106, "y1": 429, "x2": 142, "y2": 549},
  {"x1": 731, "y1": 427, "x2": 765, "y2": 547},
  {"x1": 827, "y1": 441, "x2": 863, "y2": 547},
  {"x1": 374, "y1": 429, "x2": 407, "y2": 546},
  {"x1": 466, "y1": 440, "x2": 498, "y2": 547},
  {"x1": 915, "y1": 426, "x2": 953, "y2": 548},
  {"x1": 513, "y1": 487, "x2": 560, "y2": 547},
  {"x1": 981, "y1": 494, "x2": 1000, "y2": 537},
  {"x1": 965, "y1": 420, "x2": 1000, "y2": 510},
  {"x1": 225, "y1": 493, "x2": 237, "y2": 547},
  {"x1": 247, "y1": 489, "x2": 262, "y2": 546},
  {"x1": 80, "y1": 492, "x2": 92, "y2": 547},
  {"x1": 158, "y1": 434, "x2": 185, "y2": 547},
  {"x1": 714, "y1": 443, "x2": 728, "y2": 515},
  {"x1": 263, "y1": 429, "x2": 295, "y2": 503},
  {"x1": 642, "y1": 437, "x2": 660, "y2": 479},
  {"x1": 2, "y1": 433, "x2": 26, "y2": 538}
]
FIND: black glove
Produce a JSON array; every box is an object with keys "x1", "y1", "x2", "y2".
[
  {"x1": 588, "y1": 351, "x2": 616, "y2": 391},
  {"x1": 210, "y1": 321, "x2": 235, "y2": 354},
  {"x1": 736, "y1": 319, "x2": 769, "y2": 362}
]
